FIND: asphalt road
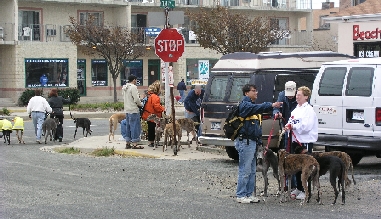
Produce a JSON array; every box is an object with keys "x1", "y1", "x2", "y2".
[{"x1": 1, "y1": 119, "x2": 381, "y2": 219}]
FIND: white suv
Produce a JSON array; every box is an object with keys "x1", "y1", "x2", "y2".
[{"x1": 311, "y1": 57, "x2": 381, "y2": 165}]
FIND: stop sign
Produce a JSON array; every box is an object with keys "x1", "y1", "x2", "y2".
[{"x1": 154, "y1": 28, "x2": 185, "y2": 62}]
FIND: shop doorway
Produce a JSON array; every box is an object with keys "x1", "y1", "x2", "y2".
[
  {"x1": 77, "y1": 59, "x2": 86, "y2": 96},
  {"x1": 148, "y1": 59, "x2": 160, "y2": 85}
]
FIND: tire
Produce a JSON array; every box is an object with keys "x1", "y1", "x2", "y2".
[
  {"x1": 225, "y1": 146, "x2": 239, "y2": 160},
  {"x1": 348, "y1": 153, "x2": 363, "y2": 166}
]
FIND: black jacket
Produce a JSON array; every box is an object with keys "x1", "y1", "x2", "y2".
[{"x1": 48, "y1": 96, "x2": 70, "y2": 115}]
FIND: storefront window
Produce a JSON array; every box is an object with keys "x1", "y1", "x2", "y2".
[
  {"x1": 91, "y1": 60, "x2": 108, "y2": 86},
  {"x1": 185, "y1": 59, "x2": 218, "y2": 85},
  {"x1": 121, "y1": 59, "x2": 143, "y2": 86},
  {"x1": 25, "y1": 58, "x2": 69, "y2": 88}
]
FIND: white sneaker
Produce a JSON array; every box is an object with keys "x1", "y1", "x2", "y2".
[
  {"x1": 236, "y1": 197, "x2": 251, "y2": 204},
  {"x1": 290, "y1": 188, "x2": 301, "y2": 197},
  {"x1": 118, "y1": 137, "x2": 126, "y2": 141},
  {"x1": 296, "y1": 192, "x2": 306, "y2": 200},
  {"x1": 247, "y1": 196, "x2": 260, "y2": 203}
]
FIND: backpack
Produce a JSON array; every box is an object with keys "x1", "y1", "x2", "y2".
[
  {"x1": 223, "y1": 104, "x2": 245, "y2": 141},
  {"x1": 139, "y1": 95, "x2": 150, "y2": 117}
]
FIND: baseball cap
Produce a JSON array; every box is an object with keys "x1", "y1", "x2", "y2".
[{"x1": 285, "y1": 81, "x2": 296, "y2": 96}]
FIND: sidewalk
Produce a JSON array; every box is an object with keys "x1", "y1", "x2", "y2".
[
  {"x1": 40, "y1": 134, "x2": 228, "y2": 161},
  {"x1": 1, "y1": 105, "x2": 186, "y2": 120}
]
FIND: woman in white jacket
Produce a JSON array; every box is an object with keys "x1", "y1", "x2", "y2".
[{"x1": 284, "y1": 86, "x2": 318, "y2": 200}]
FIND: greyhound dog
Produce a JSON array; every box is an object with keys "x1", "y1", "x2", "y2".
[
  {"x1": 42, "y1": 117, "x2": 59, "y2": 144},
  {"x1": 313, "y1": 155, "x2": 346, "y2": 205},
  {"x1": 278, "y1": 149, "x2": 322, "y2": 205},
  {"x1": 70, "y1": 112, "x2": 92, "y2": 138},
  {"x1": 256, "y1": 144, "x2": 281, "y2": 199},
  {"x1": 1, "y1": 119, "x2": 13, "y2": 145},
  {"x1": 108, "y1": 113, "x2": 126, "y2": 141},
  {"x1": 12, "y1": 116, "x2": 25, "y2": 144}
]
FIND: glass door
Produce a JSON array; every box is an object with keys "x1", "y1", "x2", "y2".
[{"x1": 77, "y1": 59, "x2": 86, "y2": 96}]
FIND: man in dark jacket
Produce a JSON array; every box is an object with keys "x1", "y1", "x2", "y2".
[
  {"x1": 176, "y1": 79, "x2": 187, "y2": 103},
  {"x1": 235, "y1": 84, "x2": 282, "y2": 204},
  {"x1": 273, "y1": 81, "x2": 298, "y2": 151},
  {"x1": 184, "y1": 85, "x2": 205, "y2": 137}
]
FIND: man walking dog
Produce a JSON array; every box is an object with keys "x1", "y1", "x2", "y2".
[
  {"x1": 235, "y1": 84, "x2": 282, "y2": 204},
  {"x1": 27, "y1": 89, "x2": 52, "y2": 144}
]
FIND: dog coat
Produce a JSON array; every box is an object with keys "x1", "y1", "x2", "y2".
[
  {"x1": 12, "y1": 117, "x2": 24, "y2": 130},
  {"x1": 0, "y1": 119, "x2": 3, "y2": 131},
  {"x1": 2, "y1": 119, "x2": 13, "y2": 131}
]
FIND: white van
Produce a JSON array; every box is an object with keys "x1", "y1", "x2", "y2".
[
  {"x1": 198, "y1": 51, "x2": 353, "y2": 160},
  {"x1": 311, "y1": 57, "x2": 381, "y2": 165}
]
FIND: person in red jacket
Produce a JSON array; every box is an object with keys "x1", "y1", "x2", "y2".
[{"x1": 141, "y1": 80, "x2": 165, "y2": 148}]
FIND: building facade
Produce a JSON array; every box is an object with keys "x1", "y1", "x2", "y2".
[
  {"x1": 325, "y1": 0, "x2": 381, "y2": 58},
  {"x1": 0, "y1": 0, "x2": 315, "y2": 103}
]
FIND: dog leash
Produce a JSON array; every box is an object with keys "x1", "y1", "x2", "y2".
[{"x1": 264, "y1": 116, "x2": 277, "y2": 156}]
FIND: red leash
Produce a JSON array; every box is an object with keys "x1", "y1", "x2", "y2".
[{"x1": 264, "y1": 116, "x2": 277, "y2": 156}]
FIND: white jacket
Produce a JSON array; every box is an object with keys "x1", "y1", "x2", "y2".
[
  {"x1": 122, "y1": 83, "x2": 142, "y2": 114},
  {"x1": 287, "y1": 102, "x2": 318, "y2": 143}
]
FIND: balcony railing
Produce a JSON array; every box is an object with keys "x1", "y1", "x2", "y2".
[
  {"x1": 129, "y1": 0, "x2": 312, "y2": 10},
  {"x1": 11, "y1": 24, "x2": 310, "y2": 46}
]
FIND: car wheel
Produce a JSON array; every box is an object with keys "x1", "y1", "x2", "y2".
[{"x1": 225, "y1": 146, "x2": 239, "y2": 160}]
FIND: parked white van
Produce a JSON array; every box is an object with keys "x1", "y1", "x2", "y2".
[
  {"x1": 311, "y1": 57, "x2": 381, "y2": 165},
  {"x1": 198, "y1": 51, "x2": 353, "y2": 160}
]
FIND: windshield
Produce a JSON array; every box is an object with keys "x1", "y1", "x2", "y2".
[
  {"x1": 209, "y1": 77, "x2": 229, "y2": 101},
  {"x1": 229, "y1": 77, "x2": 248, "y2": 102}
]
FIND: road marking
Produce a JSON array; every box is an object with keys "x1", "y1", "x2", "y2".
[{"x1": 66, "y1": 125, "x2": 97, "y2": 128}]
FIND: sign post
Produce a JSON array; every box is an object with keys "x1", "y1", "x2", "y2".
[{"x1": 154, "y1": 4, "x2": 185, "y2": 155}]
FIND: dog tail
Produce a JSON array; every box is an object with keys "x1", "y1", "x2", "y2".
[{"x1": 350, "y1": 162, "x2": 356, "y2": 185}]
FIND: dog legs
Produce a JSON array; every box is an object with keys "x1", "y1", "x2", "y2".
[{"x1": 15, "y1": 130, "x2": 25, "y2": 144}]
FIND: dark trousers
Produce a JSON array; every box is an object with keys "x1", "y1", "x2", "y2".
[
  {"x1": 50, "y1": 114, "x2": 64, "y2": 140},
  {"x1": 147, "y1": 121, "x2": 156, "y2": 142},
  {"x1": 294, "y1": 142, "x2": 313, "y2": 192}
]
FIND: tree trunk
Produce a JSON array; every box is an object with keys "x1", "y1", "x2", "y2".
[{"x1": 112, "y1": 76, "x2": 118, "y2": 103}]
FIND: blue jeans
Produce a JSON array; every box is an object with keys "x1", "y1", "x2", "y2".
[
  {"x1": 179, "y1": 90, "x2": 185, "y2": 102},
  {"x1": 32, "y1": 111, "x2": 45, "y2": 141},
  {"x1": 120, "y1": 119, "x2": 127, "y2": 139},
  {"x1": 235, "y1": 138, "x2": 257, "y2": 198},
  {"x1": 125, "y1": 113, "x2": 141, "y2": 143}
]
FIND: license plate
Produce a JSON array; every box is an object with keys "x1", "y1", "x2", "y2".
[
  {"x1": 352, "y1": 111, "x2": 364, "y2": 120},
  {"x1": 211, "y1": 122, "x2": 221, "y2": 130}
]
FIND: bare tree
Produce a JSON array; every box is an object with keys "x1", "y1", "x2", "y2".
[
  {"x1": 67, "y1": 16, "x2": 146, "y2": 102},
  {"x1": 187, "y1": 6, "x2": 288, "y2": 54}
]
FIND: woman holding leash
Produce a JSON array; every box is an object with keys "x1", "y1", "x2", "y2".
[
  {"x1": 141, "y1": 80, "x2": 165, "y2": 148},
  {"x1": 284, "y1": 86, "x2": 318, "y2": 200},
  {"x1": 48, "y1": 88, "x2": 70, "y2": 142}
]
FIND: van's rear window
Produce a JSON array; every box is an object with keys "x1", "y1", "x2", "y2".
[
  {"x1": 318, "y1": 67, "x2": 347, "y2": 96},
  {"x1": 209, "y1": 77, "x2": 229, "y2": 101}
]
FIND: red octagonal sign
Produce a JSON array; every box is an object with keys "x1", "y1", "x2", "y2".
[{"x1": 154, "y1": 28, "x2": 185, "y2": 62}]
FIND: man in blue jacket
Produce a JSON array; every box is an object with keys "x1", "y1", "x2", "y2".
[
  {"x1": 235, "y1": 84, "x2": 282, "y2": 204},
  {"x1": 40, "y1": 74, "x2": 48, "y2": 86},
  {"x1": 184, "y1": 85, "x2": 204, "y2": 138},
  {"x1": 273, "y1": 81, "x2": 298, "y2": 151},
  {"x1": 176, "y1": 79, "x2": 187, "y2": 103}
]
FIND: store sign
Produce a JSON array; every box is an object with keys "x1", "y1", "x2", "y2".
[
  {"x1": 353, "y1": 25, "x2": 381, "y2": 41},
  {"x1": 198, "y1": 60, "x2": 209, "y2": 80}
]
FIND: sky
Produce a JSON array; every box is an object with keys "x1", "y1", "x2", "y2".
[{"x1": 312, "y1": 0, "x2": 340, "y2": 9}]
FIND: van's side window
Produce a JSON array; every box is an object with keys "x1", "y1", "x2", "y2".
[
  {"x1": 229, "y1": 77, "x2": 247, "y2": 102},
  {"x1": 346, "y1": 67, "x2": 374, "y2": 97},
  {"x1": 318, "y1": 67, "x2": 347, "y2": 96},
  {"x1": 209, "y1": 77, "x2": 229, "y2": 101}
]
